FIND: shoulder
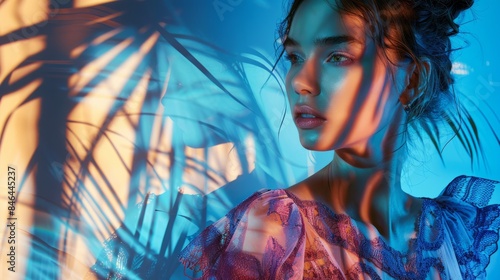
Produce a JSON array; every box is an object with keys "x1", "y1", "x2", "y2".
[
  {"x1": 180, "y1": 188, "x2": 304, "y2": 248},
  {"x1": 186, "y1": 188, "x2": 306, "y2": 235},
  {"x1": 432, "y1": 175, "x2": 500, "y2": 279},
  {"x1": 436, "y1": 175, "x2": 499, "y2": 207},
  {"x1": 179, "y1": 189, "x2": 305, "y2": 279}
]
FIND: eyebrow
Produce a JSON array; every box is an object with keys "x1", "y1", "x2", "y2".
[{"x1": 283, "y1": 35, "x2": 357, "y2": 48}]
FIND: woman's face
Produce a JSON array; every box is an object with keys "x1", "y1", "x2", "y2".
[{"x1": 285, "y1": 0, "x2": 409, "y2": 152}]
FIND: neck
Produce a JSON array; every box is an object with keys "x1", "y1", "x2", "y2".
[
  {"x1": 326, "y1": 153, "x2": 408, "y2": 229},
  {"x1": 324, "y1": 114, "x2": 414, "y2": 238}
]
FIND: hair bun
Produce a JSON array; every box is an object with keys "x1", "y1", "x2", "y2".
[
  {"x1": 423, "y1": 0, "x2": 474, "y2": 19},
  {"x1": 414, "y1": 0, "x2": 474, "y2": 36},
  {"x1": 449, "y1": 0, "x2": 474, "y2": 19}
]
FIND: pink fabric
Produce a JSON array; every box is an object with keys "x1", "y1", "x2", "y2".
[{"x1": 179, "y1": 176, "x2": 500, "y2": 279}]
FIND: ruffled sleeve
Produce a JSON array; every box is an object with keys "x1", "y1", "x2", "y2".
[
  {"x1": 435, "y1": 176, "x2": 500, "y2": 279},
  {"x1": 178, "y1": 189, "x2": 305, "y2": 279}
]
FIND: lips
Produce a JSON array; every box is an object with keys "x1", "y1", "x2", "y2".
[{"x1": 293, "y1": 104, "x2": 326, "y2": 129}]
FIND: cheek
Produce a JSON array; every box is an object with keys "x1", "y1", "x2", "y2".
[
  {"x1": 285, "y1": 69, "x2": 298, "y2": 105},
  {"x1": 321, "y1": 68, "x2": 353, "y2": 112},
  {"x1": 317, "y1": 60, "x2": 397, "y2": 149},
  {"x1": 346, "y1": 62, "x2": 399, "y2": 141},
  {"x1": 317, "y1": 68, "x2": 361, "y2": 146}
]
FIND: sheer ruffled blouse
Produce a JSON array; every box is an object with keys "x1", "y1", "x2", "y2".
[{"x1": 179, "y1": 176, "x2": 500, "y2": 279}]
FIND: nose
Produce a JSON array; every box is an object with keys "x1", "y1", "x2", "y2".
[{"x1": 292, "y1": 62, "x2": 320, "y2": 96}]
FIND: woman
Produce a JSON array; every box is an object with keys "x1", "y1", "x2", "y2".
[{"x1": 179, "y1": 0, "x2": 500, "y2": 278}]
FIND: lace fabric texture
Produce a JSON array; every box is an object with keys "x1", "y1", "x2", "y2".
[{"x1": 179, "y1": 176, "x2": 500, "y2": 280}]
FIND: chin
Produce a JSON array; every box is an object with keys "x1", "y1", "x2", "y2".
[
  {"x1": 300, "y1": 138, "x2": 331, "y2": 151},
  {"x1": 298, "y1": 130, "x2": 339, "y2": 151}
]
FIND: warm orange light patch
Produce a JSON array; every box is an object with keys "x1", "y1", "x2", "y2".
[
  {"x1": 73, "y1": 0, "x2": 118, "y2": 8},
  {"x1": 0, "y1": 0, "x2": 49, "y2": 37},
  {"x1": 61, "y1": 30, "x2": 164, "y2": 274},
  {"x1": 0, "y1": 36, "x2": 46, "y2": 83},
  {"x1": 0, "y1": 86, "x2": 41, "y2": 277}
]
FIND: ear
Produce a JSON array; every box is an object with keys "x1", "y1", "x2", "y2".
[{"x1": 399, "y1": 58, "x2": 431, "y2": 106}]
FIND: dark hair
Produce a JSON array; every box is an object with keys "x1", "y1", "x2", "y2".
[{"x1": 278, "y1": 0, "x2": 473, "y2": 123}]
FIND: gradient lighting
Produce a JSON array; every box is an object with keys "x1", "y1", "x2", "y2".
[{"x1": 0, "y1": 0, "x2": 498, "y2": 279}]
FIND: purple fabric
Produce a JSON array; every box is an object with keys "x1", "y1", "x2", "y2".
[{"x1": 179, "y1": 176, "x2": 500, "y2": 279}]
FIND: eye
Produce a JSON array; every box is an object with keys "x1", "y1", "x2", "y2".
[
  {"x1": 326, "y1": 53, "x2": 353, "y2": 66},
  {"x1": 284, "y1": 53, "x2": 303, "y2": 65}
]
